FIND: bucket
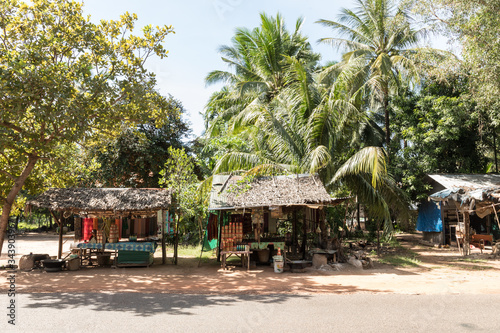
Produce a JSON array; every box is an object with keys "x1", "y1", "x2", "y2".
[
  {"x1": 257, "y1": 249, "x2": 270, "y2": 263},
  {"x1": 273, "y1": 255, "x2": 283, "y2": 273}
]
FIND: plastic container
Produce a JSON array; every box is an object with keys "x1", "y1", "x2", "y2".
[{"x1": 273, "y1": 255, "x2": 284, "y2": 273}]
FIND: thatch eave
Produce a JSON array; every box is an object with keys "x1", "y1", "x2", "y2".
[{"x1": 26, "y1": 188, "x2": 172, "y2": 216}]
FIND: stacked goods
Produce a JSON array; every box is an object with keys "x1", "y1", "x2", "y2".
[
  {"x1": 109, "y1": 224, "x2": 118, "y2": 243},
  {"x1": 96, "y1": 230, "x2": 104, "y2": 243},
  {"x1": 221, "y1": 222, "x2": 244, "y2": 251}
]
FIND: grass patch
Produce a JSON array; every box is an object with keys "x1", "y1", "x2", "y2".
[
  {"x1": 449, "y1": 264, "x2": 494, "y2": 271},
  {"x1": 163, "y1": 245, "x2": 217, "y2": 264},
  {"x1": 454, "y1": 258, "x2": 487, "y2": 263},
  {"x1": 378, "y1": 255, "x2": 421, "y2": 267},
  {"x1": 17, "y1": 222, "x2": 40, "y2": 231}
]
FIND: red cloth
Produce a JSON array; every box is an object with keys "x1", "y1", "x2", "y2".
[{"x1": 83, "y1": 218, "x2": 94, "y2": 241}]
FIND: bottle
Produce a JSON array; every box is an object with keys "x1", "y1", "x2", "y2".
[{"x1": 277, "y1": 247, "x2": 281, "y2": 256}]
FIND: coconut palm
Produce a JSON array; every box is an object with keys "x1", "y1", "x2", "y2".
[
  {"x1": 205, "y1": 13, "x2": 320, "y2": 136},
  {"x1": 317, "y1": 0, "x2": 449, "y2": 149},
  {"x1": 210, "y1": 58, "x2": 408, "y2": 224}
]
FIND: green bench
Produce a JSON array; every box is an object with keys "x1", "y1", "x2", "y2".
[{"x1": 115, "y1": 250, "x2": 153, "y2": 267}]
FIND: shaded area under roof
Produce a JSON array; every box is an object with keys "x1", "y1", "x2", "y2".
[
  {"x1": 26, "y1": 188, "x2": 172, "y2": 216},
  {"x1": 209, "y1": 174, "x2": 346, "y2": 210}
]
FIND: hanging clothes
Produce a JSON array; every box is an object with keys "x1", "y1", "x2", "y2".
[
  {"x1": 82, "y1": 218, "x2": 93, "y2": 241},
  {"x1": 207, "y1": 214, "x2": 218, "y2": 241}
]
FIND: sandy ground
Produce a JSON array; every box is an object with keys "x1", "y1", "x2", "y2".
[{"x1": 1, "y1": 232, "x2": 500, "y2": 295}]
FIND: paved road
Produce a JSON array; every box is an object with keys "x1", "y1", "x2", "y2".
[{"x1": 1, "y1": 293, "x2": 499, "y2": 332}]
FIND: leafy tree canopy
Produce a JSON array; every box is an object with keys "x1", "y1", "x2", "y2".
[
  {"x1": 80, "y1": 96, "x2": 192, "y2": 188},
  {"x1": 0, "y1": 0, "x2": 175, "y2": 253},
  {"x1": 391, "y1": 76, "x2": 486, "y2": 201}
]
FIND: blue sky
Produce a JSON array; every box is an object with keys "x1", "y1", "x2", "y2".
[{"x1": 81, "y1": 0, "x2": 448, "y2": 137}]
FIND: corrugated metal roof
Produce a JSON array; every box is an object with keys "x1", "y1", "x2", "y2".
[
  {"x1": 427, "y1": 174, "x2": 500, "y2": 208},
  {"x1": 428, "y1": 174, "x2": 500, "y2": 191}
]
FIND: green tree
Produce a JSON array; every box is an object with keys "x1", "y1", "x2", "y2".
[
  {"x1": 414, "y1": 0, "x2": 500, "y2": 127},
  {"x1": 81, "y1": 96, "x2": 191, "y2": 188},
  {"x1": 391, "y1": 77, "x2": 486, "y2": 201},
  {"x1": 159, "y1": 147, "x2": 198, "y2": 264},
  {"x1": 317, "y1": 0, "x2": 449, "y2": 149},
  {"x1": 0, "y1": 0, "x2": 174, "y2": 254}
]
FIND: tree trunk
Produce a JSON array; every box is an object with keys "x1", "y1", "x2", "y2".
[
  {"x1": 15, "y1": 214, "x2": 20, "y2": 231},
  {"x1": 377, "y1": 219, "x2": 381, "y2": 256},
  {"x1": 356, "y1": 198, "x2": 361, "y2": 231},
  {"x1": 384, "y1": 97, "x2": 390, "y2": 152},
  {"x1": 162, "y1": 210, "x2": 167, "y2": 265},
  {"x1": 494, "y1": 129, "x2": 498, "y2": 173},
  {"x1": 0, "y1": 155, "x2": 39, "y2": 255}
]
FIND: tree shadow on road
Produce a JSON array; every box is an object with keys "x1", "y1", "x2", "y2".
[{"x1": 24, "y1": 292, "x2": 309, "y2": 316}]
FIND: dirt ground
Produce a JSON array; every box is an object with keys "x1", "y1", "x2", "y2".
[{"x1": 1, "y1": 232, "x2": 500, "y2": 295}]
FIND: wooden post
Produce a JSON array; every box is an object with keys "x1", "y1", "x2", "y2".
[
  {"x1": 464, "y1": 211, "x2": 470, "y2": 256},
  {"x1": 301, "y1": 208, "x2": 307, "y2": 259},
  {"x1": 162, "y1": 210, "x2": 167, "y2": 265},
  {"x1": 292, "y1": 209, "x2": 298, "y2": 255},
  {"x1": 174, "y1": 211, "x2": 178, "y2": 265},
  {"x1": 50, "y1": 210, "x2": 63, "y2": 259},
  {"x1": 217, "y1": 211, "x2": 222, "y2": 263}
]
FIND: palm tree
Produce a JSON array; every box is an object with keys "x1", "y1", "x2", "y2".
[
  {"x1": 317, "y1": 0, "x2": 449, "y2": 149},
  {"x1": 205, "y1": 12, "x2": 320, "y2": 136},
  {"x1": 211, "y1": 58, "x2": 408, "y2": 225}
]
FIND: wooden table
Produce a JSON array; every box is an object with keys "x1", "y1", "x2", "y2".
[{"x1": 220, "y1": 250, "x2": 252, "y2": 271}]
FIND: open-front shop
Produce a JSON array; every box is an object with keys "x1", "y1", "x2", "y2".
[
  {"x1": 205, "y1": 174, "x2": 346, "y2": 271},
  {"x1": 25, "y1": 188, "x2": 171, "y2": 271}
]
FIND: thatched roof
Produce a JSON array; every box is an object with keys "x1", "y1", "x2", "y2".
[
  {"x1": 209, "y1": 174, "x2": 346, "y2": 210},
  {"x1": 26, "y1": 188, "x2": 171, "y2": 217}
]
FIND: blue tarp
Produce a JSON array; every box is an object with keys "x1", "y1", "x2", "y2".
[{"x1": 417, "y1": 200, "x2": 443, "y2": 232}]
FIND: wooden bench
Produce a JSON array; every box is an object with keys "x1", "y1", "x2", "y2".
[{"x1": 470, "y1": 234, "x2": 493, "y2": 253}]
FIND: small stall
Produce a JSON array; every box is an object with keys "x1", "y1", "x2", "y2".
[
  {"x1": 205, "y1": 174, "x2": 346, "y2": 271},
  {"x1": 26, "y1": 188, "x2": 171, "y2": 268},
  {"x1": 428, "y1": 180, "x2": 500, "y2": 255}
]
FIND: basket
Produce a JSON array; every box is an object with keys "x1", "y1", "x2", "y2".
[{"x1": 66, "y1": 258, "x2": 80, "y2": 271}]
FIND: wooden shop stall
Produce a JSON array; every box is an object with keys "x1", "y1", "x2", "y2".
[
  {"x1": 427, "y1": 178, "x2": 500, "y2": 255},
  {"x1": 206, "y1": 174, "x2": 346, "y2": 270},
  {"x1": 26, "y1": 188, "x2": 172, "y2": 268}
]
